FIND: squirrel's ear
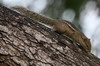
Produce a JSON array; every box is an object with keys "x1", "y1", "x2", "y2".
[{"x1": 84, "y1": 38, "x2": 90, "y2": 41}]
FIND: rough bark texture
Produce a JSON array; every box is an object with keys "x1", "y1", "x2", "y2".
[{"x1": 0, "y1": 5, "x2": 100, "y2": 66}]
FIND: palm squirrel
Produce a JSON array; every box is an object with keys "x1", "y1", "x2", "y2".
[{"x1": 12, "y1": 6, "x2": 91, "y2": 52}]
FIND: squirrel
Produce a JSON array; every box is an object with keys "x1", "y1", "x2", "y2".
[{"x1": 12, "y1": 6, "x2": 91, "y2": 52}]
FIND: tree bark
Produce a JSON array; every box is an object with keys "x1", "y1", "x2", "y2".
[{"x1": 0, "y1": 5, "x2": 100, "y2": 66}]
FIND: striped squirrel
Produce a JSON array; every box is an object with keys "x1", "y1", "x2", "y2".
[{"x1": 12, "y1": 6, "x2": 91, "y2": 52}]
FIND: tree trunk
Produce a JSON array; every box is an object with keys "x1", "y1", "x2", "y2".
[{"x1": 0, "y1": 5, "x2": 100, "y2": 66}]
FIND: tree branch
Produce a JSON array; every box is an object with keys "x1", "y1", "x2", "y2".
[{"x1": 0, "y1": 5, "x2": 100, "y2": 66}]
